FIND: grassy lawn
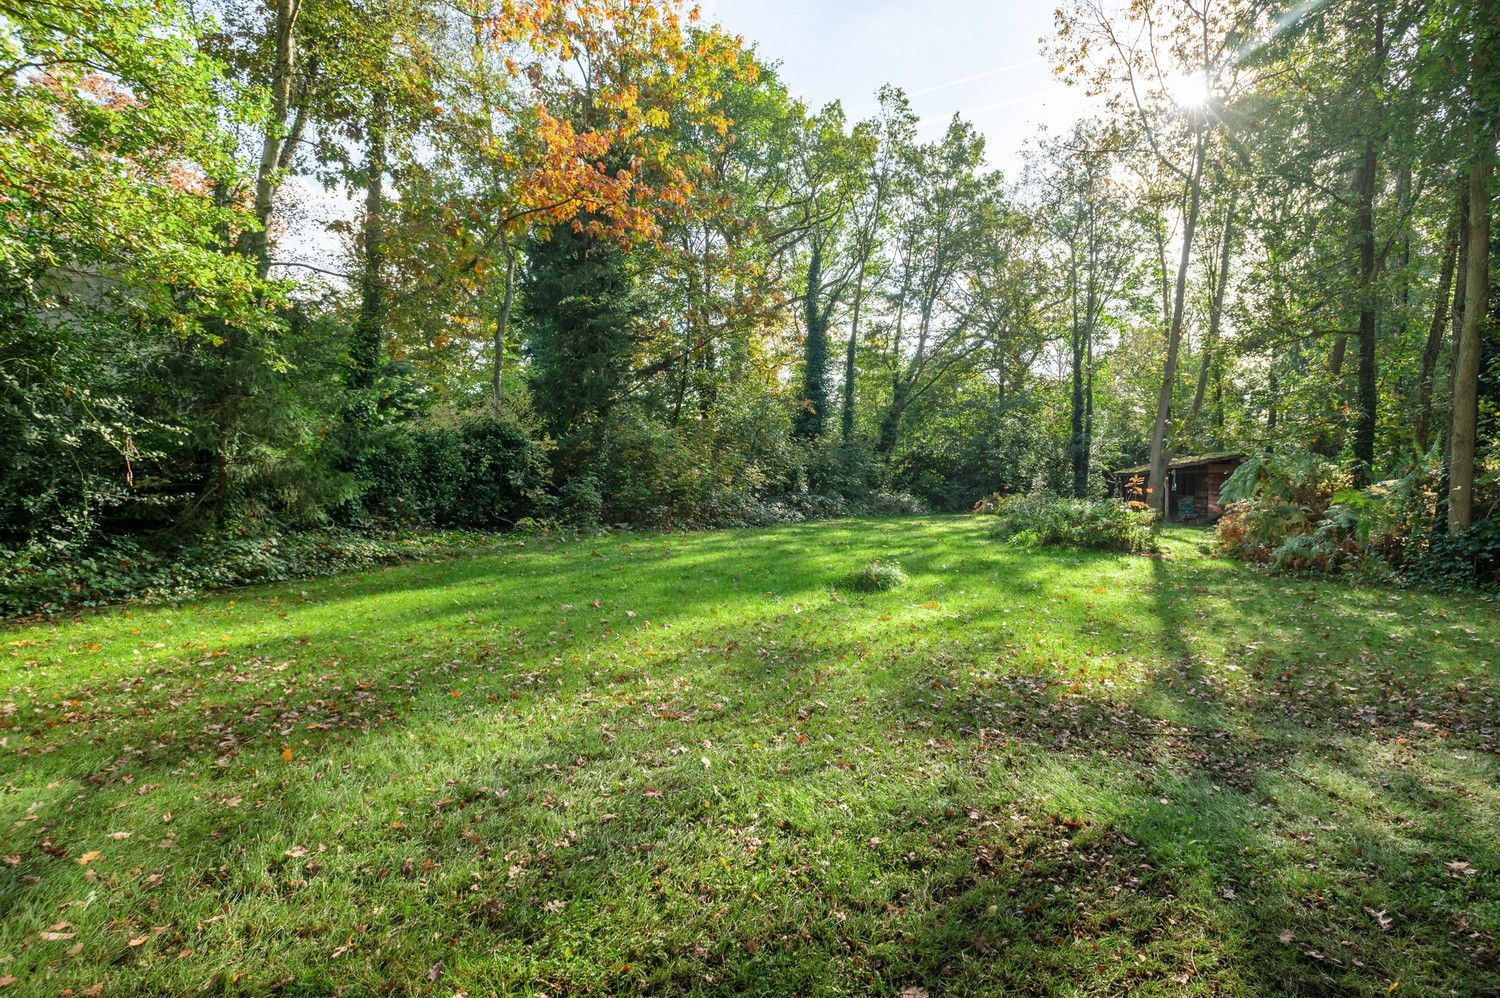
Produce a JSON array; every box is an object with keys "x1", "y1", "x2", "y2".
[{"x1": 1, "y1": 517, "x2": 1497, "y2": 996}]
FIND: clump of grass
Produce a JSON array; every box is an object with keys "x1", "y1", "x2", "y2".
[{"x1": 851, "y1": 559, "x2": 907, "y2": 592}]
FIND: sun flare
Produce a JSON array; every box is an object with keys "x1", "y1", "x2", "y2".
[{"x1": 1163, "y1": 69, "x2": 1211, "y2": 107}]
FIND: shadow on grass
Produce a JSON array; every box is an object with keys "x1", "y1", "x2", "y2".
[{"x1": 0, "y1": 519, "x2": 1496, "y2": 995}]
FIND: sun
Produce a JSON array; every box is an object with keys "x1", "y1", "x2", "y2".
[{"x1": 1163, "y1": 70, "x2": 1211, "y2": 108}]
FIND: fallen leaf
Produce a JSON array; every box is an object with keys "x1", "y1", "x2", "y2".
[
  {"x1": 285, "y1": 846, "x2": 309, "y2": 859},
  {"x1": 542, "y1": 899, "x2": 565, "y2": 913},
  {"x1": 281, "y1": 747, "x2": 294, "y2": 761},
  {"x1": 76, "y1": 851, "x2": 101, "y2": 865},
  {"x1": 428, "y1": 960, "x2": 444, "y2": 982},
  {"x1": 109, "y1": 832, "x2": 132, "y2": 841},
  {"x1": 128, "y1": 934, "x2": 150, "y2": 947},
  {"x1": 1278, "y1": 929, "x2": 1295, "y2": 944}
]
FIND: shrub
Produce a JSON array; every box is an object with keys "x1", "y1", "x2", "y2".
[
  {"x1": 980, "y1": 494, "x2": 1158, "y2": 554},
  {"x1": 1212, "y1": 451, "x2": 1493, "y2": 585},
  {"x1": 1408, "y1": 518, "x2": 1500, "y2": 591},
  {"x1": 850, "y1": 560, "x2": 907, "y2": 592},
  {"x1": 0, "y1": 530, "x2": 501, "y2": 618},
  {"x1": 349, "y1": 415, "x2": 549, "y2": 529},
  {"x1": 1215, "y1": 451, "x2": 1350, "y2": 566}
]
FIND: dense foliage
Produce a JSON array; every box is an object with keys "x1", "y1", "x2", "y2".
[
  {"x1": 1, "y1": 0, "x2": 1497, "y2": 610},
  {"x1": 1215, "y1": 450, "x2": 1498, "y2": 587},
  {"x1": 981, "y1": 494, "x2": 1160, "y2": 554}
]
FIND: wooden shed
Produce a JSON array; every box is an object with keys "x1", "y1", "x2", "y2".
[{"x1": 1110, "y1": 452, "x2": 1245, "y2": 523}]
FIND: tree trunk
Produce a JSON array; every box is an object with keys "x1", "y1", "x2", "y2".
[
  {"x1": 1069, "y1": 249, "x2": 1087, "y2": 497},
  {"x1": 1448, "y1": 134, "x2": 1494, "y2": 532},
  {"x1": 1352, "y1": 138, "x2": 1380, "y2": 485},
  {"x1": 242, "y1": 0, "x2": 304, "y2": 279},
  {"x1": 1147, "y1": 127, "x2": 1207, "y2": 517},
  {"x1": 876, "y1": 385, "x2": 906, "y2": 457},
  {"x1": 1191, "y1": 209, "x2": 1235, "y2": 429},
  {"x1": 842, "y1": 262, "x2": 866, "y2": 442},
  {"x1": 1084, "y1": 309, "x2": 1096, "y2": 487},
  {"x1": 1414, "y1": 212, "x2": 1460, "y2": 453},
  {"x1": 794, "y1": 241, "x2": 828, "y2": 439},
  {"x1": 1267, "y1": 360, "x2": 1279, "y2": 432},
  {"x1": 1439, "y1": 186, "x2": 1472, "y2": 531},
  {"x1": 1329, "y1": 334, "x2": 1348, "y2": 376},
  {"x1": 351, "y1": 90, "x2": 388, "y2": 395},
  {"x1": 491, "y1": 242, "x2": 517, "y2": 419}
]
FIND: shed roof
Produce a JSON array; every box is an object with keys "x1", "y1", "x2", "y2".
[{"x1": 1111, "y1": 451, "x2": 1244, "y2": 477}]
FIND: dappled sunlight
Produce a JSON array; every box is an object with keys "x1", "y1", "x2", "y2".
[{"x1": 2, "y1": 519, "x2": 1497, "y2": 993}]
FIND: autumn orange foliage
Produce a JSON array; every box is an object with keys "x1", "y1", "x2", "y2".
[{"x1": 477, "y1": 0, "x2": 752, "y2": 248}]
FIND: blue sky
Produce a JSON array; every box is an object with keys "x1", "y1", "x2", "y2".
[{"x1": 698, "y1": 0, "x2": 1095, "y2": 178}]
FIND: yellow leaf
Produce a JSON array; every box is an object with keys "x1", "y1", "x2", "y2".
[
  {"x1": 77, "y1": 851, "x2": 101, "y2": 865},
  {"x1": 281, "y1": 747, "x2": 293, "y2": 762}
]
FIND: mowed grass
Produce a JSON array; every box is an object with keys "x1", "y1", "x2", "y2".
[{"x1": 1, "y1": 518, "x2": 1497, "y2": 996}]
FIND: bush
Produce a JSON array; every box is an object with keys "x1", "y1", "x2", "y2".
[
  {"x1": 1408, "y1": 518, "x2": 1500, "y2": 591},
  {"x1": 1212, "y1": 450, "x2": 1494, "y2": 584},
  {"x1": 349, "y1": 415, "x2": 549, "y2": 529},
  {"x1": 980, "y1": 494, "x2": 1158, "y2": 554},
  {"x1": 850, "y1": 560, "x2": 907, "y2": 592},
  {"x1": 1215, "y1": 451, "x2": 1351, "y2": 566},
  {"x1": 0, "y1": 530, "x2": 502, "y2": 618}
]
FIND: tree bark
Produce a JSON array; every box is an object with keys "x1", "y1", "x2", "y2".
[
  {"x1": 1329, "y1": 334, "x2": 1348, "y2": 376},
  {"x1": 351, "y1": 89, "x2": 388, "y2": 395},
  {"x1": 794, "y1": 240, "x2": 828, "y2": 439},
  {"x1": 1147, "y1": 126, "x2": 1207, "y2": 517},
  {"x1": 1069, "y1": 246, "x2": 1086, "y2": 497},
  {"x1": 1437, "y1": 189, "x2": 1470, "y2": 532},
  {"x1": 1191, "y1": 208, "x2": 1235, "y2": 429},
  {"x1": 841, "y1": 261, "x2": 865, "y2": 442},
  {"x1": 1352, "y1": 138, "x2": 1380, "y2": 485},
  {"x1": 876, "y1": 384, "x2": 907, "y2": 456},
  {"x1": 491, "y1": 241, "x2": 517, "y2": 419},
  {"x1": 1448, "y1": 133, "x2": 1494, "y2": 532},
  {"x1": 1267, "y1": 361, "x2": 1279, "y2": 432},
  {"x1": 1414, "y1": 212, "x2": 1460, "y2": 453},
  {"x1": 241, "y1": 0, "x2": 304, "y2": 279}
]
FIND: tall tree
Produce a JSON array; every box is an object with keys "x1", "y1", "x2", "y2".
[{"x1": 1056, "y1": 0, "x2": 1244, "y2": 515}]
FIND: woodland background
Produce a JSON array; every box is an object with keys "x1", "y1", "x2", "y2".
[{"x1": 2, "y1": 0, "x2": 1497, "y2": 609}]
